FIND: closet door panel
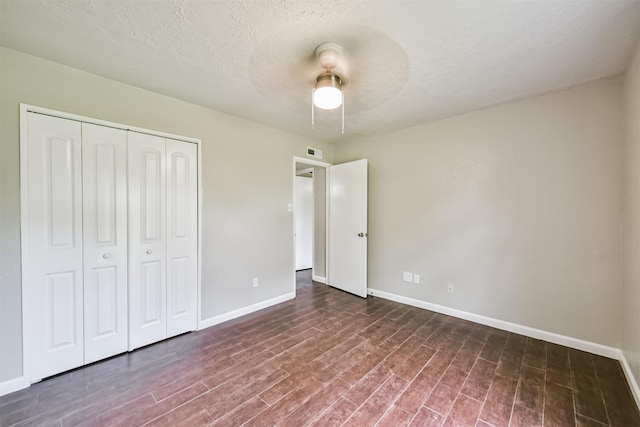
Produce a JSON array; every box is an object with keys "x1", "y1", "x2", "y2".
[
  {"x1": 128, "y1": 132, "x2": 167, "y2": 350},
  {"x1": 24, "y1": 113, "x2": 84, "y2": 381},
  {"x1": 166, "y1": 139, "x2": 198, "y2": 337},
  {"x1": 82, "y1": 123, "x2": 128, "y2": 363}
]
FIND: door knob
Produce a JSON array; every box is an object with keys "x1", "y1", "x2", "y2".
[
  {"x1": 102, "y1": 253, "x2": 110, "y2": 259},
  {"x1": 146, "y1": 249, "x2": 152, "y2": 254},
  {"x1": 357, "y1": 232, "x2": 368, "y2": 237}
]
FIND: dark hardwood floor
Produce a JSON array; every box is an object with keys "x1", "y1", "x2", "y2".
[{"x1": 2, "y1": 270, "x2": 639, "y2": 426}]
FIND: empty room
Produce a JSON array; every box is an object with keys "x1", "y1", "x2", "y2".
[{"x1": 1, "y1": 0, "x2": 640, "y2": 426}]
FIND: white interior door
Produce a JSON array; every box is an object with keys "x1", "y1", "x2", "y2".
[
  {"x1": 82, "y1": 123, "x2": 128, "y2": 363},
  {"x1": 295, "y1": 175, "x2": 313, "y2": 270},
  {"x1": 166, "y1": 139, "x2": 198, "y2": 337},
  {"x1": 128, "y1": 132, "x2": 167, "y2": 350},
  {"x1": 328, "y1": 159, "x2": 368, "y2": 298},
  {"x1": 24, "y1": 113, "x2": 84, "y2": 380}
]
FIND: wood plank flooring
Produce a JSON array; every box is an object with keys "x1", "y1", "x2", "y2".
[{"x1": 2, "y1": 270, "x2": 639, "y2": 426}]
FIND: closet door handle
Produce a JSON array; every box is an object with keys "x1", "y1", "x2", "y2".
[
  {"x1": 102, "y1": 253, "x2": 110, "y2": 259},
  {"x1": 146, "y1": 249, "x2": 152, "y2": 255}
]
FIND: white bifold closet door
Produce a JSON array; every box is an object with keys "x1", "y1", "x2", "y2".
[
  {"x1": 82, "y1": 123, "x2": 129, "y2": 364},
  {"x1": 128, "y1": 132, "x2": 197, "y2": 350},
  {"x1": 24, "y1": 113, "x2": 85, "y2": 380},
  {"x1": 24, "y1": 115, "x2": 130, "y2": 379},
  {"x1": 165, "y1": 139, "x2": 198, "y2": 338},
  {"x1": 24, "y1": 111, "x2": 198, "y2": 381},
  {"x1": 128, "y1": 133, "x2": 167, "y2": 349}
]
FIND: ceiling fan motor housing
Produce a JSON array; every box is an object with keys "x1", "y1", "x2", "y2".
[{"x1": 315, "y1": 42, "x2": 343, "y2": 70}]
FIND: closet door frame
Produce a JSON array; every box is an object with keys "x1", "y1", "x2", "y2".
[{"x1": 20, "y1": 104, "x2": 202, "y2": 384}]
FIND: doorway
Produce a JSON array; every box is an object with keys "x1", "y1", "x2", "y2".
[
  {"x1": 292, "y1": 156, "x2": 369, "y2": 298},
  {"x1": 295, "y1": 170, "x2": 313, "y2": 271},
  {"x1": 293, "y1": 157, "x2": 330, "y2": 294}
]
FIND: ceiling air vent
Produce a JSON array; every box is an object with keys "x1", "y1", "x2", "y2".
[{"x1": 306, "y1": 146, "x2": 323, "y2": 160}]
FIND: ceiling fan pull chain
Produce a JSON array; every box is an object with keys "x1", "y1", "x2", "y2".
[
  {"x1": 311, "y1": 88, "x2": 315, "y2": 129},
  {"x1": 341, "y1": 91, "x2": 345, "y2": 134}
]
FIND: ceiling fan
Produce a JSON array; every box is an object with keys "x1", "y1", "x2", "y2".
[
  {"x1": 311, "y1": 42, "x2": 349, "y2": 133},
  {"x1": 247, "y1": 25, "x2": 409, "y2": 137}
]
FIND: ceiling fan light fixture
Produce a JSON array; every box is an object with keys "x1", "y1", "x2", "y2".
[{"x1": 313, "y1": 73, "x2": 343, "y2": 110}]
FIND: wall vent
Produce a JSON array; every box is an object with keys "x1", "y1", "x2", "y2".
[{"x1": 306, "y1": 147, "x2": 322, "y2": 160}]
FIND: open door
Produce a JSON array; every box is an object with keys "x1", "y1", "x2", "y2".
[{"x1": 328, "y1": 159, "x2": 368, "y2": 298}]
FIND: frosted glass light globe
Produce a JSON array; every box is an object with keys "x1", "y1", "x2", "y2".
[
  {"x1": 313, "y1": 86, "x2": 343, "y2": 109},
  {"x1": 313, "y1": 74, "x2": 343, "y2": 110}
]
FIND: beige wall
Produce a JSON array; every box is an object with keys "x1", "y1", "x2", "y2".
[
  {"x1": 0, "y1": 47, "x2": 333, "y2": 382},
  {"x1": 335, "y1": 79, "x2": 623, "y2": 347},
  {"x1": 623, "y1": 38, "x2": 640, "y2": 388}
]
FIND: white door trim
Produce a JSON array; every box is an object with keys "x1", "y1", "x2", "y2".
[
  {"x1": 19, "y1": 105, "x2": 30, "y2": 383},
  {"x1": 20, "y1": 104, "x2": 200, "y2": 144},
  {"x1": 20, "y1": 104, "x2": 202, "y2": 384}
]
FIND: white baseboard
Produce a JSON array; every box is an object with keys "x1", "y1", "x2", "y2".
[
  {"x1": 0, "y1": 376, "x2": 30, "y2": 397},
  {"x1": 198, "y1": 292, "x2": 295, "y2": 330},
  {"x1": 369, "y1": 288, "x2": 640, "y2": 411},
  {"x1": 367, "y1": 288, "x2": 620, "y2": 359},
  {"x1": 619, "y1": 352, "x2": 640, "y2": 409},
  {"x1": 312, "y1": 275, "x2": 327, "y2": 284}
]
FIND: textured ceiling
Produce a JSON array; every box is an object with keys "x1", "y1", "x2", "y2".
[{"x1": 1, "y1": 0, "x2": 639, "y2": 143}]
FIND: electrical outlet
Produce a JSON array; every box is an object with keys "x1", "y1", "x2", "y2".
[
  {"x1": 403, "y1": 272, "x2": 413, "y2": 282},
  {"x1": 413, "y1": 274, "x2": 420, "y2": 284},
  {"x1": 253, "y1": 277, "x2": 259, "y2": 288},
  {"x1": 447, "y1": 283, "x2": 454, "y2": 293}
]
